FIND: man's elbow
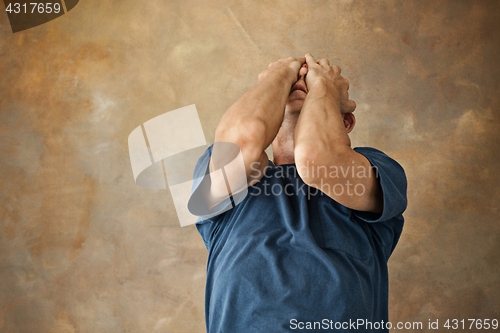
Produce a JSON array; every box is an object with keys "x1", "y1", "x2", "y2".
[
  {"x1": 294, "y1": 144, "x2": 351, "y2": 185},
  {"x1": 215, "y1": 118, "x2": 268, "y2": 167}
]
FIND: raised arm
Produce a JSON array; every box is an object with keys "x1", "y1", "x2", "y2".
[
  {"x1": 213, "y1": 56, "x2": 306, "y2": 185},
  {"x1": 294, "y1": 54, "x2": 383, "y2": 214},
  {"x1": 196, "y1": 57, "x2": 307, "y2": 210}
]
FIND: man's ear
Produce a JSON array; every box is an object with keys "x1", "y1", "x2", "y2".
[{"x1": 343, "y1": 113, "x2": 356, "y2": 133}]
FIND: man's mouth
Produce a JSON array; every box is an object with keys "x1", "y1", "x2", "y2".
[{"x1": 291, "y1": 83, "x2": 308, "y2": 94}]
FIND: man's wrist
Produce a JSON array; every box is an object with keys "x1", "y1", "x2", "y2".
[
  {"x1": 303, "y1": 83, "x2": 341, "y2": 115},
  {"x1": 273, "y1": 68, "x2": 296, "y2": 86},
  {"x1": 308, "y1": 79, "x2": 340, "y2": 103},
  {"x1": 259, "y1": 70, "x2": 295, "y2": 92}
]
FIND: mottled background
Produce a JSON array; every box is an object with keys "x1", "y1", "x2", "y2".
[{"x1": 1, "y1": 0, "x2": 499, "y2": 332}]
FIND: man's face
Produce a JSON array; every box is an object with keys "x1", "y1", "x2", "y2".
[{"x1": 285, "y1": 63, "x2": 308, "y2": 113}]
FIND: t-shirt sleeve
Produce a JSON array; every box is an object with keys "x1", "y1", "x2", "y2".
[
  {"x1": 190, "y1": 144, "x2": 213, "y2": 194},
  {"x1": 187, "y1": 144, "x2": 233, "y2": 223},
  {"x1": 352, "y1": 147, "x2": 408, "y2": 223}
]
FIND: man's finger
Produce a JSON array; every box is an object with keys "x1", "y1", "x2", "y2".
[
  {"x1": 318, "y1": 58, "x2": 330, "y2": 66},
  {"x1": 305, "y1": 53, "x2": 317, "y2": 67},
  {"x1": 296, "y1": 56, "x2": 306, "y2": 64}
]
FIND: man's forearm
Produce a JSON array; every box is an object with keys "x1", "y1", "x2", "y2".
[
  {"x1": 215, "y1": 74, "x2": 292, "y2": 155},
  {"x1": 294, "y1": 81, "x2": 352, "y2": 163},
  {"x1": 292, "y1": 55, "x2": 382, "y2": 214}
]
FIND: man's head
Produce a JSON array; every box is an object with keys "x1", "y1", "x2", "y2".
[
  {"x1": 284, "y1": 63, "x2": 356, "y2": 127},
  {"x1": 272, "y1": 63, "x2": 356, "y2": 165}
]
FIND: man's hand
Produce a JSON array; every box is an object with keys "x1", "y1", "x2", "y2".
[
  {"x1": 304, "y1": 53, "x2": 356, "y2": 114},
  {"x1": 258, "y1": 56, "x2": 306, "y2": 85}
]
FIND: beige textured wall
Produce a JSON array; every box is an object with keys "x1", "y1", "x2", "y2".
[{"x1": 1, "y1": 0, "x2": 499, "y2": 332}]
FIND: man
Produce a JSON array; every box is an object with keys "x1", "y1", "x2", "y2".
[{"x1": 189, "y1": 54, "x2": 407, "y2": 332}]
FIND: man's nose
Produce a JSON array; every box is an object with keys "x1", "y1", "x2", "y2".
[{"x1": 299, "y1": 64, "x2": 308, "y2": 77}]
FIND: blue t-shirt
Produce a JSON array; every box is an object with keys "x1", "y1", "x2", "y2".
[{"x1": 190, "y1": 145, "x2": 407, "y2": 333}]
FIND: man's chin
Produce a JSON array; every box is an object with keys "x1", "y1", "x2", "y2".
[{"x1": 285, "y1": 99, "x2": 305, "y2": 113}]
